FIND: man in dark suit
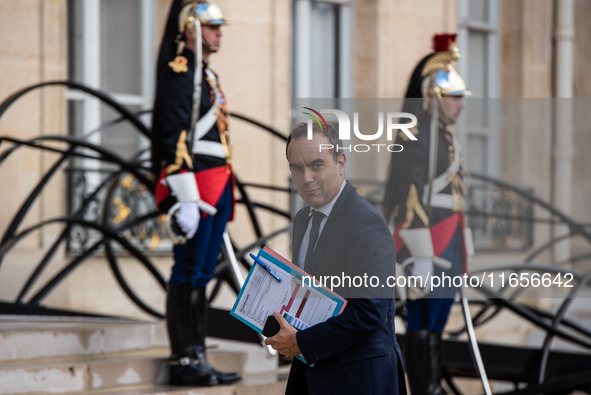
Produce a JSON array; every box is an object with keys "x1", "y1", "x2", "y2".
[{"x1": 265, "y1": 122, "x2": 407, "y2": 395}]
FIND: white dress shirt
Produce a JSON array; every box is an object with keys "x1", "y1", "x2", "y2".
[{"x1": 297, "y1": 180, "x2": 346, "y2": 268}]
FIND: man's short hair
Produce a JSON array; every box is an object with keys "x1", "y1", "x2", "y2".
[{"x1": 286, "y1": 122, "x2": 342, "y2": 163}]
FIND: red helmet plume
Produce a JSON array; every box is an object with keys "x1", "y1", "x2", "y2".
[{"x1": 432, "y1": 34, "x2": 457, "y2": 52}]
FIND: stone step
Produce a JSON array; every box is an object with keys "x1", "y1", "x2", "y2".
[
  {"x1": 0, "y1": 356, "x2": 162, "y2": 394},
  {"x1": 0, "y1": 315, "x2": 282, "y2": 394},
  {"x1": 0, "y1": 315, "x2": 168, "y2": 363},
  {"x1": 0, "y1": 350, "x2": 258, "y2": 394},
  {"x1": 0, "y1": 357, "x2": 287, "y2": 395},
  {"x1": 206, "y1": 339, "x2": 278, "y2": 377},
  {"x1": 105, "y1": 370, "x2": 289, "y2": 395}
]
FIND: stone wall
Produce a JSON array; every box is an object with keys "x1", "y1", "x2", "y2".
[{"x1": 0, "y1": 0, "x2": 68, "y2": 307}]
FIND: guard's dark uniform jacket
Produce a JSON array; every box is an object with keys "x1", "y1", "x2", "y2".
[
  {"x1": 152, "y1": 46, "x2": 233, "y2": 218},
  {"x1": 386, "y1": 112, "x2": 469, "y2": 273}
]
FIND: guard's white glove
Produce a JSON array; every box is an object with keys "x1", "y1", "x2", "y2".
[
  {"x1": 411, "y1": 258, "x2": 433, "y2": 297},
  {"x1": 176, "y1": 202, "x2": 200, "y2": 239}
]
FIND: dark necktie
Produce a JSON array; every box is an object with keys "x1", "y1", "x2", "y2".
[{"x1": 304, "y1": 211, "x2": 325, "y2": 269}]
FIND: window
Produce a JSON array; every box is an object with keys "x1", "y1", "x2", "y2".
[
  {"x1": 291, "y1": 0, "x2": 353, "y2": 212},
  {"x1": 67, "y1": 0, "x2": 155, "y2": 158},
  {"x1": 457, "y1": 1, "x2": 533, "y2": 252},
  {"x1": 292, "y1": 0, "x2": 352, "y2": 98},
  {"x1": 457, "y1": 0, "x2": 500, "y2": 176},
  {"x1": 66, "y1": 0, "x2": 159, "y2": 253}
]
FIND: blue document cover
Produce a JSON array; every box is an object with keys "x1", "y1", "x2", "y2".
[{"x1": 231, "y1": 246, "x2": 347, "y2": 366}]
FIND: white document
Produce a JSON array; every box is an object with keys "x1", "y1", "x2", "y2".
[{"x1": 231, "y1": 247, "x2": 347, "y2": 334}]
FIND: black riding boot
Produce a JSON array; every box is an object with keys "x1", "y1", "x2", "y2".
[
  {"x1": 190, "y1": 286, "x2": 242, "y2": 385},
  {"x1": 404, "y1": 330, "x2": 445, "y2": 395},
  {"x1": 166, "y1": 283, "x2": 218, "y2": 386}
]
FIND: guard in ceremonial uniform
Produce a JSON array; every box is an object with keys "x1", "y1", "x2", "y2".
[
  {"x1": 151, "y1": 0, "x2": 240, "y2": 387},
  {"x1": 383, "y1": 34, "x2": 474, "y2": 395}
]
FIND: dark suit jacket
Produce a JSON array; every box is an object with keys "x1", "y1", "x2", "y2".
[{"x1": 286, "y1": 181, "x2": 407, "y2": 395}]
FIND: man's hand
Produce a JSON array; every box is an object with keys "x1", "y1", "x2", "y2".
[
  {"x1": 264, "y1": 312, "x2": 301, "y2": 358},
  {"x1": 176, "y1": 202, "x2": 200, "y2": 239}
]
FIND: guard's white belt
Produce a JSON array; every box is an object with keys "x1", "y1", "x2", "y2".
[
  {"x1": 428, "y1": 193, "x2": 465, "y2": 209},
  {"x1": 194, "y1": 105, "x2": 218, "y2": 141},
  {"x1": 423, "y1": 133, "x2": 461, "y2": 207},
  {"x1": 193, "y1": 140, "x2": 225, "y2": 159},
  {"x1": 430, "y1": 194, "x2": 454, "y2": 209},
  {"x1": 194, "y1": 67, "x2": 221, "y2": 141},
  {"x1": 428, "y1": 148, "x2": 460, "y2": 194}
]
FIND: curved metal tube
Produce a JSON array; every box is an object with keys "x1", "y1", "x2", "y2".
[
  {"x1": 0, "y1": 81, "x2": 150, "y2": 138},
  {"x1": 0, "y1": 81, "x2": 294, "y2": 319},
  {"x1": 16, "y1": 168, "x2": 125, "y2": 302},
  {"x1": 470, "y1": 172, "x2": 591, "y2": 243},
  {"x1": 467, "y1": 282, "x2": 591, "y2": 349},
  {"x1": 456, "y1": 265, "x2": 588, "y2": 339},
  {"x1": 537, "y1": 270, "x2": 591, "y2": 383},
  {"x1": 235, "y1": 177, "x2": 263, "y2": 238},
  {"x1": 0, "y1": 217, "x2": 165, "y2": 310},
  {"x1": 231, "y1": 113, "x2": 288, "y2": 142},
  {"x1": 104, "y1": 241, "x2": 165, "y2": 318},
  {"x1": 0, "y1": 135, "x2": 152, "y2": 185}
]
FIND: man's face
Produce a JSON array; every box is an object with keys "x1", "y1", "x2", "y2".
[
  {"x1": 287, "y1": 133, "x2": 346, "y2": 210},
  {"x1": 202, "y1": 25, "x2": 222, "y2": 52},
  {"x1": 441, "y1": 95, "x2": 465, "y2": 123}
]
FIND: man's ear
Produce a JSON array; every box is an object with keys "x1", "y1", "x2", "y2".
[
  {"x1": 286, "y1": 143, "x2": 292, "y2": 163},
  {"x1": 338, "y1": 153, "x2": 346, "y2": 175}
]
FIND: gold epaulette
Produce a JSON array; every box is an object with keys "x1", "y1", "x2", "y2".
[{"x1": 169, "y1": 56, "x2": 189, "y2": 73}]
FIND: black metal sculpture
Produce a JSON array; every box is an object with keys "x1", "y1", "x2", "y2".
[{"x1": 0, "y1": 81, "x2": 290, "y2": 320}]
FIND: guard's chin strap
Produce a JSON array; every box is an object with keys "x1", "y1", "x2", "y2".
[
  {"x1": 423, "y1": 84, "x2": 455, "y2": 126},
  {"x1": 202, "y1": 36, "x2": 219, "y2": 54},
  {"x1": 436, "y1": 101, "x2": 455, "y2": 126},
  {"x1": 433, "y1": 89, "x2": 455, "y2": 126},
  {"x1": 202, "y1": 37, "x2": 213, "y2": 52}
]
